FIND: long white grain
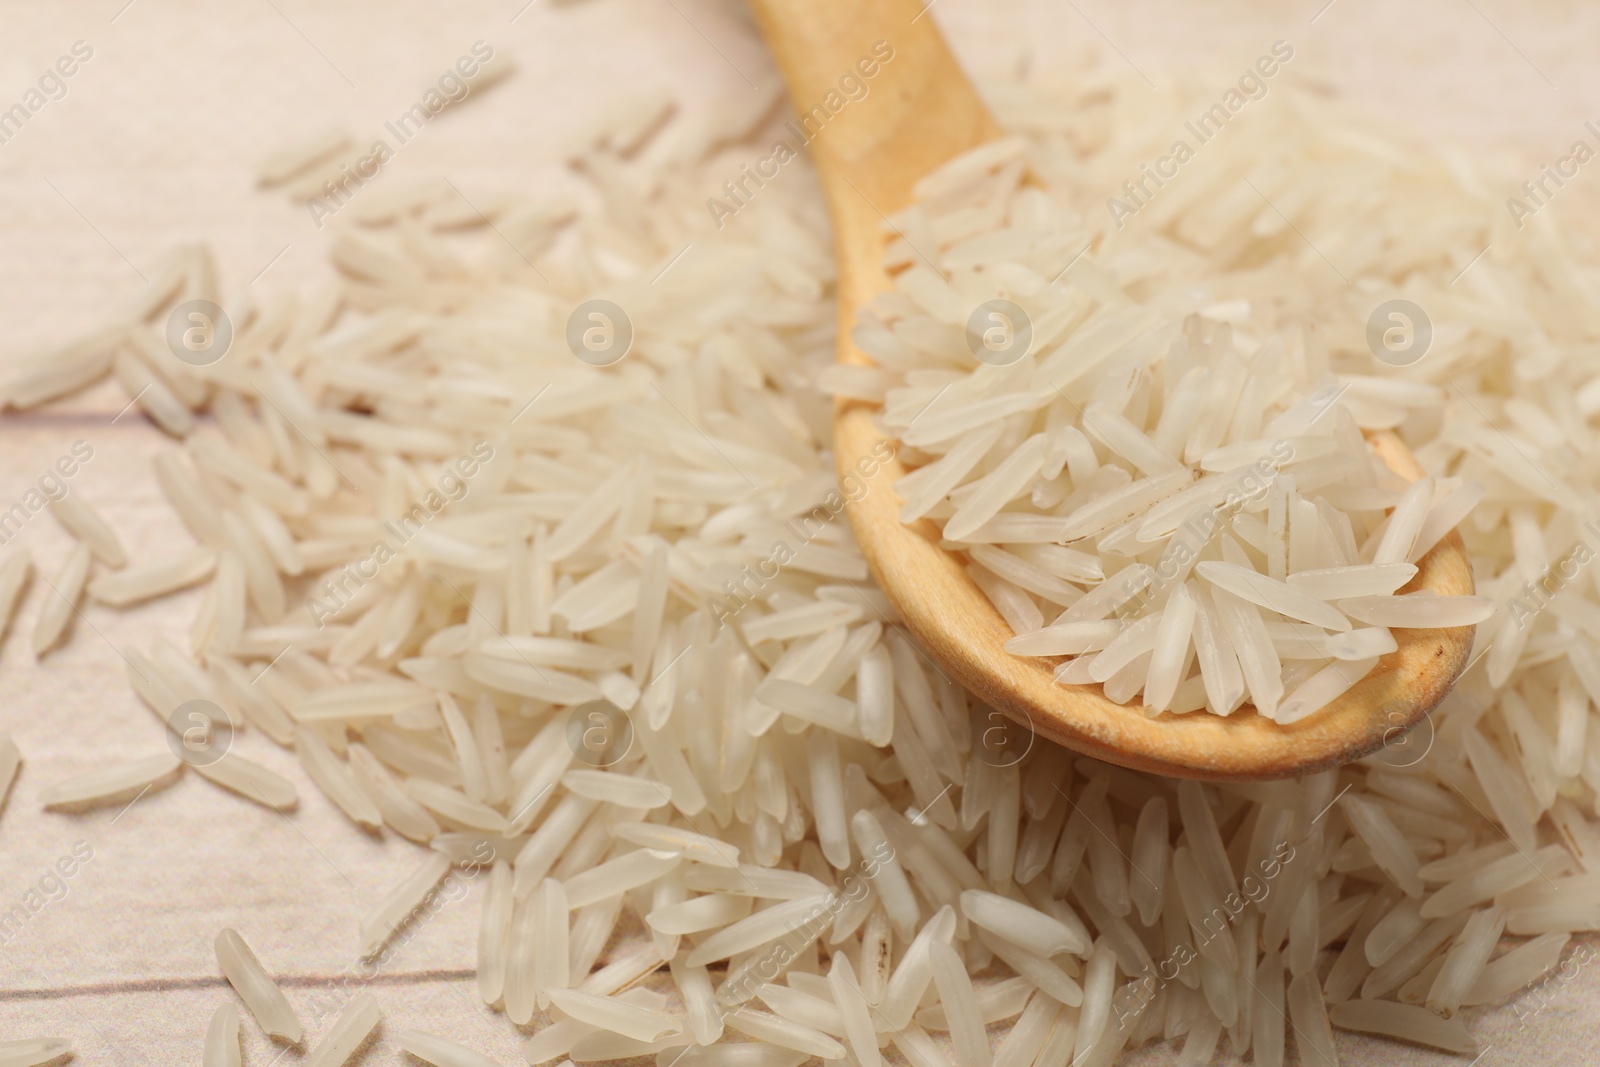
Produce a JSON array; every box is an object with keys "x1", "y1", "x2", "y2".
[
  {"x1": 1338, "y1": 594, "x2": 1495, "y2": 628},
  {"x1": 359, "y1": 852, "x2": 451, "y2": 957},
  {"x1": 828, "y1": 951, "x2": 883, "y2": 1067},
  {"x1": 561, "y1": 769, "x2": 671, "y2": 808},
  {"x1": 547, "y1": 989, "x2": 681, "y2": 1042},
  {"x1": 1427, "y1": 905, "x2": 1505, "y2": 1017},
  {"x1": 943, "y1": 435, "x2": 1046, "y2": 541},
  {"x1": 1073, "y1": 938, "x2": 1116, "y2": 1064},
  {"x1": 195, "y1": 752, "x2": 298, "y2": 811},
  {"x1": 48, "y1": 491, "x2": 125, "y2": 566},
  {"x1": 215, "y1": 928, "x2": 303, "y2": 1043},
  {"x1": 1144, "y1": 582, "x2": 1196, "y2": 710},
  {"x1": 1287, "y1": 972, "x2": 1338, "y2": 1067},
  {"x1": 648, "y1": 892, "x2": 753, "y2": 935},
  {"x1": 1128, "y1": 796, "x2": 1168, "y2": 926},
  {"x1": 685, "y1": 894, "x2": 833, "y2": 966},
  {"x1": 32, "y1": 542, "x2": 91, "y2": 656},
  {"x1": 977, "y1": 929, "x2": 1084, "y2": 1007},
  {"x1": 1409, "y1": 480, "x2": 1485, "y2": 561},
  {"x1": 959, "y1": 893, "x2": 1081, "y2": 961},
  {"x1": 612, "y1": 821, "x2": 739, "y2": 868},
  {"x1": 91, "y1": 546, "x2": 217, "y2": 606},
  {"x1": 513, "y1": 795, "x2": 599, "y2": 893},
  {"x1": 565, "y1": 849, "x2": 681, "y2": 909},
  {"x1": 856, "y1": 642, "x2": 895, "y2": 745},
  {"x1": 917, "y1": 976, "x2": 1032, "y2": 1030},
  {"x1": 0, "y1": 551, "x2": 33, "y2": 649},
  {"x1": 1197, "y1": 561, "x2": 1351, "y2": 630},
  {"x1": 347, "y1": 743, "x2": 440, "y2": 842},
  {"x1": 405, "y1": 778, "x2": 509, "y2": 833},
  {"x1": 1422, "y1": 843, "x2": 1564, "y2": 918},
  {"x1": 1372, "y1": 477, "x2": 1434, "y2": 564},
  {"x1": 723, "y1": 1008, "x2": 844, "y2": 1060},
  {"x1": 1210, "y1": 586, "x2": 1282, "y2": 716},
  {"x1": 39, "y1": 752, "x2": 179, "y2": 807},
  {"x1": 294, "y1": 727, "x2": 382, "y2": 832},
  {"x1": 1286, "y1": 562, "x2": 1417, "y2": 599},
  {"x1": 0, "y1": 734, "x2": 18, "y2": 821},
  {"x1": 520, "y1": 1017, "x2": 590, "y2": 1065},
  {"x1": 882, "y1": 907, "x2": 958, "y2": 1028},
  {"x1": 1276, "y1": 655, "x2": 1379, "y2": 724},
  {"x1": 477, "y1": 860, "x2": 512, "y2": 1005},
  {"x1": 393, "y1": 1030, "x2": 504, "y2": 1067},
  {"x1": 852, "y1": 809, "x2": 921, "y2": 938},
  {"x1": 534, "y1": 877, "x2": 569, "y2": 1008},
  {"x1": 1328, "y1": 998, "x2": 1476, "y2": 1054},
  {"x1": 203, "y1": 1003, "x2": 241, "y2": 1067},
  {"x1": 1463, "y1": 932, "x2": 1569, "y2": 1005},
  {"x1": 503, "y1": 894, "x2": 539, "y2": 1026},
  {"x1": 0, "y1": 1040, "x2": 74, "y2": 1067},
  {"x1": 808, "y1": 730, "x2": 849, "y2": 868},
  {"x1": 929, "y1": 940, "x2": 991, "y2": 1067},
  {"x1": 303, "y1": 993, "x2": 381, "y2": 1067}
]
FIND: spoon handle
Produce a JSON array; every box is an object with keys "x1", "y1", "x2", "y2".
[
  {"x1": 748, "y1": 0, "x2": 997, "y2": 310},
  {"x1": 747, "y1": 2, "x2": 1023, "y2": 762}
]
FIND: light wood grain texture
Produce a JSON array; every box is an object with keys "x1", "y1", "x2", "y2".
[{"x1": 749, "y1": 0, "x2": 1476, "y2": 780}]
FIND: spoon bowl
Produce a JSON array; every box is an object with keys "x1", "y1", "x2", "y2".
[{"x1": 749, "y1": 0, "x2": 1477, "y2": 779}]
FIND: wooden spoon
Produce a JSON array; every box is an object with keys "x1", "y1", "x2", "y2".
[{"x1": 748, "y1": 0, "x2": 1477, "y2": 779}]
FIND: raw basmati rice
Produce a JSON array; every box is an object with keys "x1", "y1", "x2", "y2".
[
  {"x1": 393, "y1": 1030, "x2": 504, "y2": 1067},
  {"x1": 256, "y1": 127, "x2": 351, "y2": 187},
  {"x1": 348, "y1": 743, "x2": 440, "y2": 841},
  {"x1": 0, "y1": 551, "x2": 32, "y2": 649},
  {"x1": 31, "y1": 541, "x2": 90, "y2": 657},
  {"x1": 193, "y1": 752, "x2": 298, "y2": 811},
  {"x1": 1341, "y1": 794, "x2": 1424, "y2": 897},
  {"x1": 47, "y1": 491, "x2": 125, "y2": 567},
  {"x1": 827, "y1": 952, "x2": 881, "y2": 1067},
  {"x1": 294, "y1": 727, "x2": 382, "y2": 831},
  {"x1": 88, "y1": 547, "x2": 216, "y2": 607},
  {"x1": 647, "y1": 892, "x2": 752, "y2": 935},
  {"x1": 214, "y1": 928, "x2": 303, "y2": 1043},
  {"x1": 546, "y1": 988, "x2": 680, "y2": 1043},
  {"x1": 915, "y1": 976, "x2": 1032, "y2": 1030},
  {"x1": 1287, "y1": 972, "x2": 1339, "y2": 1067},
  {"x1": 202, "y1": 1003, "x2": 240, "y2": 1067},
  {"x1": 1363, "y1": 913, "x2": 1468, "y2": 999},
  {"x1": 1426, "y1": 905, "x2": 1505, "y2": 1017},
  {"x1": 359, "y1": 852, "x2": 451, "y2": 957},
  {"x1": 1338, "y1": 594, "x2": 1495, "y2": 628},
  {"x1": 404, "y1": 778, "x2": 510, "y2": 834},
  {"x1": 0, "y1": 1039, "x2": 72, "y2": 1067},
  {"x1": 502, "y1": 894, "x2": 539, "y2": 1026},
  {"x1": 1328, "y1": 998, "x2": 1476, "y2": 1054},
  {"x1": 753, "y1": 982, "x2": 843, "y2": 1036},
  {"x1": 0, "y1": 732, "x2": 19, "y2": 821},
  {"x1": 38, "y1": 752, "x2": 179, "y2": 807},
  {"x1": 722, "y1": 1008, "x2": 844, "y2": 1060},
  {"x1": 302, "y1": 993, "x2": 381, "y2": 1067},
  {"x1": 533, "y1": 877, "x2": 569, "y2": 1008},
  {"x1": 564, "y1": 850, "x2": 680, "y2": 910},
  {"x1": 961, "y1": 889, "x2": 1089, "y2": 958},
  {"x1": 559, "y1": 768, "x2": 671, "y2": 808},
  {"x1": 928, "y1": 940, "x2": 991, "y2": 1067},
  {"x1": 685, "y1": 894, "x2": 833, "y2": 967},
  {"x1": 15, "y1": 37, "x2": 1600, "y2": 1067}
]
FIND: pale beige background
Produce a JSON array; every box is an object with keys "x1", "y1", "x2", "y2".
[{"x1": 0, "y1": 0, "x2": 1597, "y2": 1064}]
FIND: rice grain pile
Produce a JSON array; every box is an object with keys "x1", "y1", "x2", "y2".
[
  {"x1": 5, "y1": 47, "x2": 1600, "y2": 1067},
  {"x1": 847, "y1": 119, "x2": 1502, "y2": 722}
]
